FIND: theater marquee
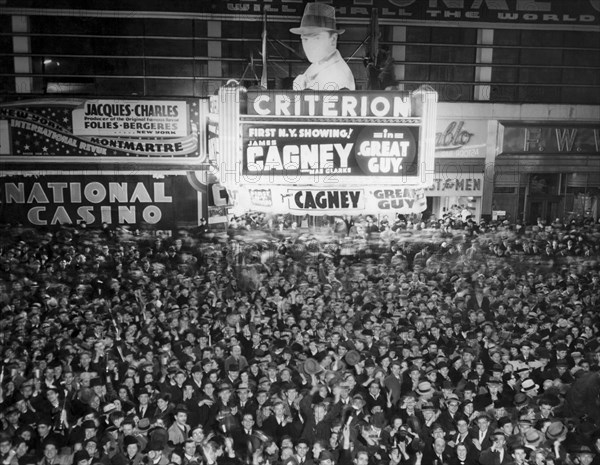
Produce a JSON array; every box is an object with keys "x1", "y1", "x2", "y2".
[
  {"x1": 243, "y1": 123, "x2": 419, "y2": 177},
  {"x1": 210, "y1": 86, "x2": 437, "y2": 217}
]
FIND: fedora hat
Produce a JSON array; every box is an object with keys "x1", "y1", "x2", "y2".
[
  {"x1": 318, "y1": 450, "x2": 335, "y2": 464},
  {"x1": 290, "y1": 3, "x2": 345, "y2": 35},
  {"x1": 491, "y1": 428, "x2": 506, "y2": 437},
  {"x1": 573, "y1": 445, "x2": 596, "y2": 456},
  {"x1": 545, "y1": 421, "x2": 568, "y2": 440},
  {"x1": 344, "y1": 350, "x2": 361, "y2": 366},
  {"x1": 137, "y1": 418, "x2": 151, "y2": 433},
  {"x1": 304, "y1": 358, "x2": 323, "y2": 375},
  {"x1": 524, "y1": 429, "x2": 543, "y2": 445},
  {"x1": 514, "y1": 393, "x2": 529, "y2": 407},
  {"x1": 446, "y1": 394, "x2": 460, "y2": 405}
]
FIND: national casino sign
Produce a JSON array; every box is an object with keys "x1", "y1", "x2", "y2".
[{"x1": 212, "y1": 87, "x2": 438, "y2": 216}]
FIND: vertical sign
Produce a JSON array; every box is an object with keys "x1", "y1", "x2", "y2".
[{"x1": 0, "y1": 120, "x2": 9, "y2": 155}]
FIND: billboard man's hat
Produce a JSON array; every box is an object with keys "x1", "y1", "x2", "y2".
[{"x1": 290, "y1": 3, "x2": 345, "y2": 35}]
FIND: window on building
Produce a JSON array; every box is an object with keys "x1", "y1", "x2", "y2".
[
  {"x1": 404, "y1": 26, "x2": 476, "y2": 101},
  {"x1": 492, "y1": 29, "x2": 600, "y2": 104}
]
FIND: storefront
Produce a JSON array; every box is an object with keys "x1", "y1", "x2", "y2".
[
  {"x1": 426, "y1": 174, "x2": 484, "y2": 222},
  {"x1": 429, "y1": 116, "x2": 489, "y2": 221},
  {"x1": 495, "y1": 123, "x2": 600, "y2": 224},
  {"x1": 432, "y1": 102, "x2": 600, "y2": 224}
]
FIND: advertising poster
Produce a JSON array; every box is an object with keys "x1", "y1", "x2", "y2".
[
  {"x1": 0, "y1": 99, "x2": 203, "y2": 164},
  {"x1": 242, "y1": 123, "x2": 419, "y2": 177},
  {"x1": 230, "y1": 185, "x2": 426, "y2": 216},
  {"x1": 0, "y1": 174, "x2": 201, "y2": 228},
  {"x1": 435, "y1": 119, "x2": 488, "y2": 159}
]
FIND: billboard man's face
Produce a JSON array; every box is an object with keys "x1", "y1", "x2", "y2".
[{"x1": 301, "y1": 31, "x2": 337, "y2": 64}]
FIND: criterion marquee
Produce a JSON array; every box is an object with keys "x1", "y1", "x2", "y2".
[
  {"x1": 229, "y1": 185, "x2": 427, "y2": 215},
  {"x1": 243, "y1": 124, "x2": 419, "y2": 177},
  {"x1": 211, "y1": 86, "x2": 438, "y2": 216}
]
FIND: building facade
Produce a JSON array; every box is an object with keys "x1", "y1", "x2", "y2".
[{"x1": 1, "y1": 0, "x2": 599, "y2": 224}]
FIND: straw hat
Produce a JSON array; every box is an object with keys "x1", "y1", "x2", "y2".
[{"x1": 304, "y1": 358, "x2": 323, "y2": 375}]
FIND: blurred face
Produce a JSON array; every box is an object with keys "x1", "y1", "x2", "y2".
[
  {"x1": 242, "y1": 415, "x2": 254, "y2": 430},
  {"x1": 477, "y1": 418, "x2": 489, "y2": 432},
  {"x1": 37, "y1": 424, "x2": 50, "y2": 437},
  {"x1": 312, "y1": 443, "x2": 322, "y2": 458},
  {"x1": 44, "y1": 444, "x2": 58, "y2": 460},
  {"x1": 157, "y1": 398, "x2": 168, "y2": 410},
  {"x1": 493, "y1": 434, "x2": 506, "y2": 448},
  {"x1": 273, "y1": 404, "x2": 284, "y2": 417},
  {"x1": 369, "y1": 384, "x2": 380, "y2": 396},
  {"x1": 85, "y1": 442, "x2": 97, "y2": 457},
  {"x1": 301, "y1": 31, "x2": 337, "y2": 65},
  {"x1": 296, "y1": 442, "x2": 309, "y2": 458},
  {"x1": 578, "y1": 453, "x2": 595, "y2": 465},
  {"x1": 540, "y1": 404, "x2": 552, "y2": 417},
  {"x1": 433, "y1": 438, "x2": 445, "y2": 454},
  {"x1": 512, "y1": 448, "x2": 528, "y2": 463},
  {"x1": 0, "y1": 440, "x2": 11, "y2": 456},
  {"x1": 502, "y1": 422, "x2": 514, "y2": 435},
  {"x1": 191, "y1": 428, "x2": 204, "y2": 443},
  {"x1": 355, "y1": 452, "x2": 369, "y2": 465},
  {"x1": 126, "y1": 444, "x2": 138, "y2": 456}
]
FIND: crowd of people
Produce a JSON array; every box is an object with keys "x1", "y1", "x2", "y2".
[{"x1": 1, "y1": 213, "x2": 600, "y2": 465}]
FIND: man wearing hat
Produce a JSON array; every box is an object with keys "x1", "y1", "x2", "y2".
[
  {"x1": 570, "y1": 444, "x2": 596, "y2": 464},
  {"x1": 318, "y1": 448, "x2": 343, "y2": 465},
  {"x1": 111, "y1": 436, "x2": 142, "y2": 465},
  {"x1": 0, "y1": 433, "x2": 15, "y2": 465},
  {"x1": 384, "y1": 360, "x2": 404, "y2": 405},
  {"x1": 478, "y1": 429, "x2": 510, "y2": 464},
  {"x1": 290, "y1": 2, "x2": 355, "y2": 91},
  {"x1": 38, "y1": 438, "x2": 70, "y2": 465},
  {"x1": 520, "y1": 379, "x2": 540, "y2": 403},
  {"x1": 473, "y1": 414, "x2": 494, "y2": 452},
  {"x1": 298, "y1": 391, "x2": 342, "y2": 445},
  {"x1": 544, "y1": 421, "x2": 569, "y2": 463},
  {"x1": 473, "y1": 377, "x2": 506, "y2": 412},
  {"x1": 143, "y1": 436, "x2": 169, "y2": 465},
  {"x1": 235, "y1": 382, "x2": 257, "y2": 417},
  {"x1": 33, "y1": 417, "x2": 65, "y2": 459},
  {"x1": 437, "y1": 393, "x2": 462, "y2": 432},
  {"x1": 509, "y1": 443, "x2": 530, "y2": 465},
  {"x1": 133, "y1": 388, "x2": 155, "y2": 422},
  {"x1": 422, "y1": 437, "x2": 452, "y2": 465},
  {"x1": 365, "y1": 380, "x2": 386, "y2": 413},
  {"x1": 261, "y1": 399, "x2": 295, "y2": 445},
  {"x1": 167, "y1": 405, "x2": 190, "y2": 446}
]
